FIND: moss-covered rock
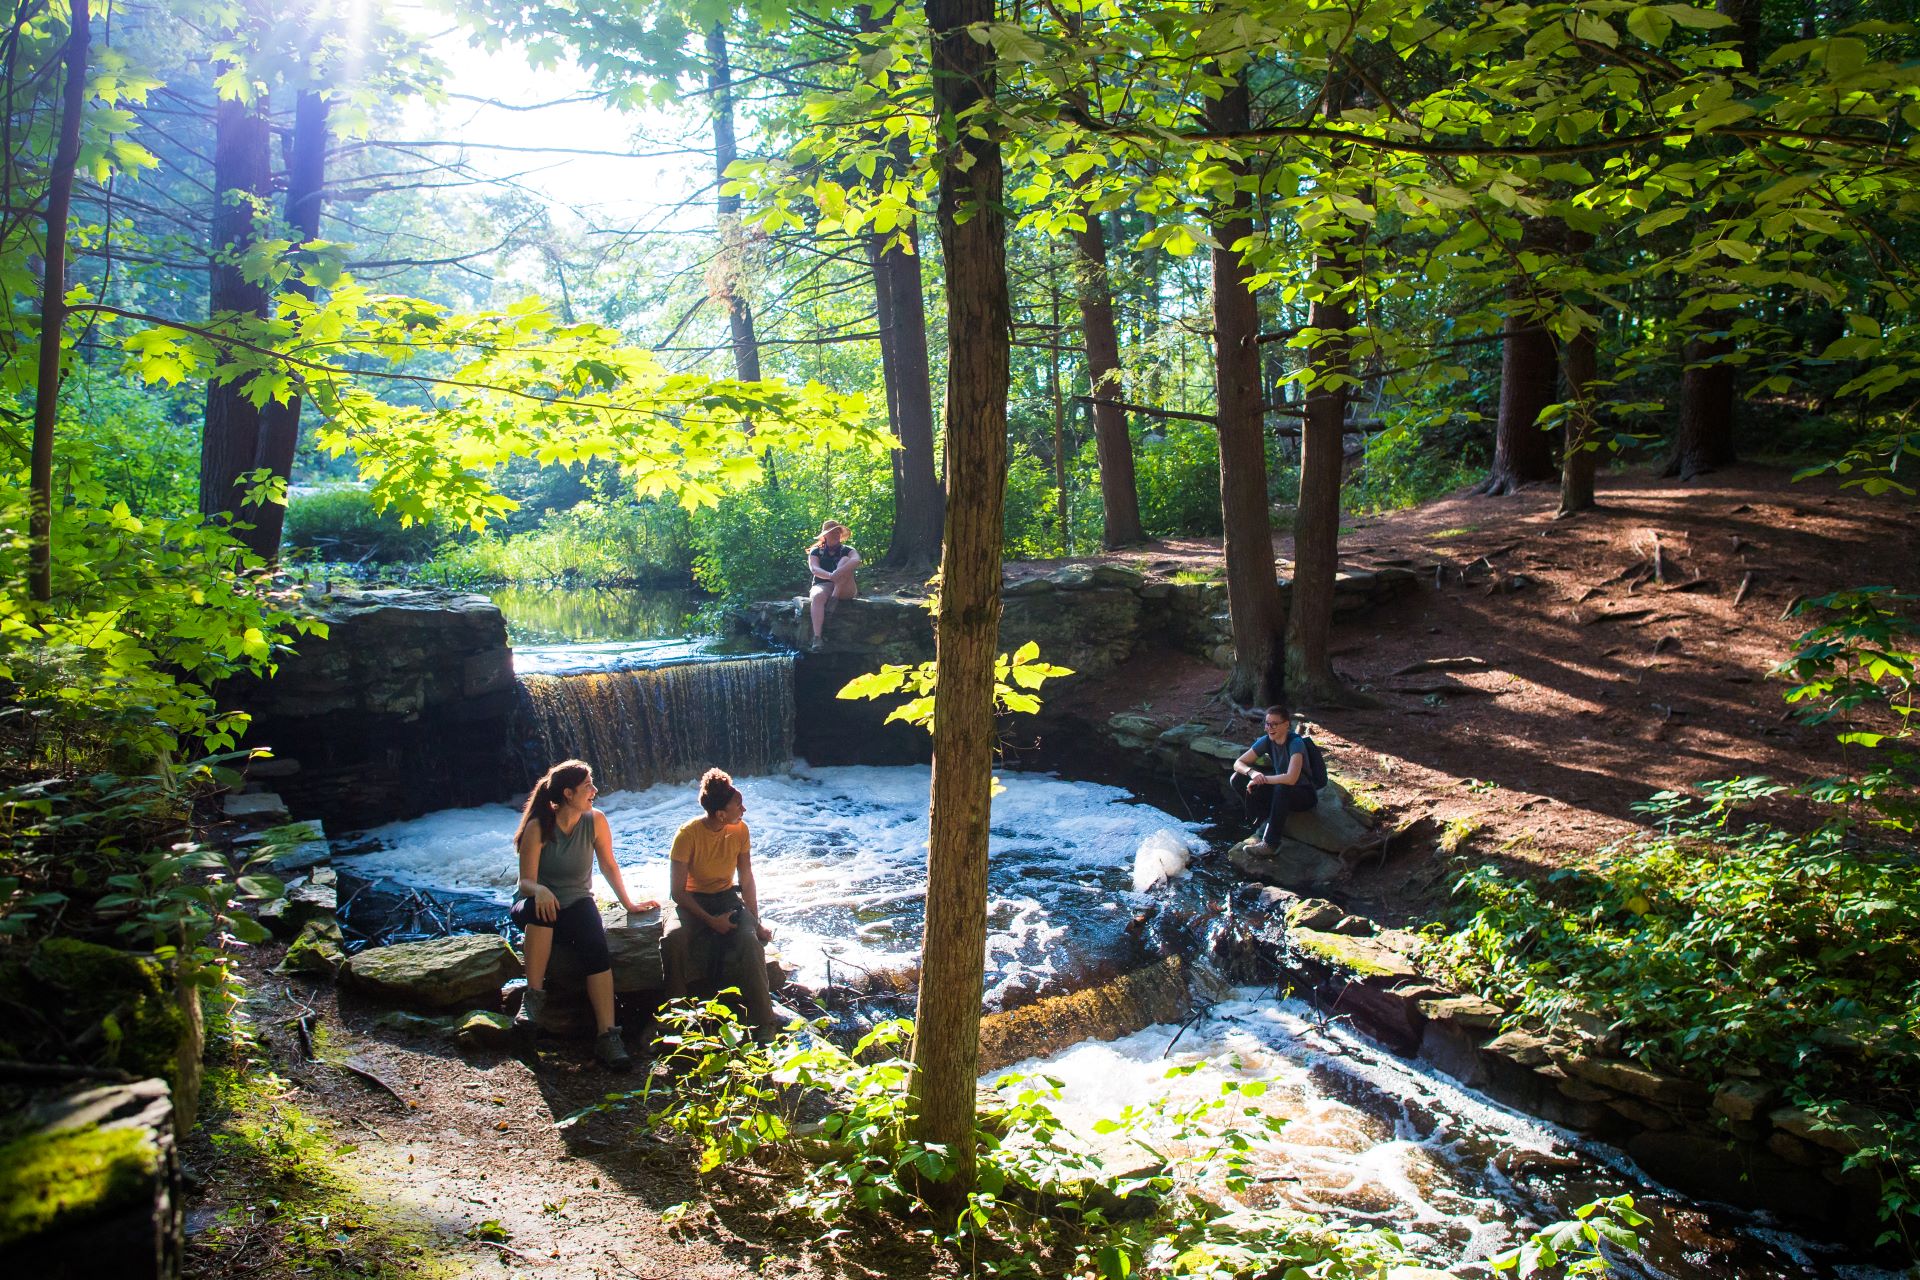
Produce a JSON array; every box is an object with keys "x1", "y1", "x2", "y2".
[
  {"x1": 278, "y1": 917, "x2": 346, "y2": 977},
  {"x1": 0, "y1": 1124, "x2": 160, "y2": 1248},
  {"x1": 1289, "y1": 928, "x2": 1420, "y2": 981},
  {"x1": 25, "y1": 939, "x2": 188, "y2": 1088}
]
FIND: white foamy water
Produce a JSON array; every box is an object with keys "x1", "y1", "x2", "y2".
[
  {"x1": 990, "y1": 991, "x2": 1560, "y2": 1265},
  {"x1": 344, "y1": 764, "x2": 1204, "y2": 999}
]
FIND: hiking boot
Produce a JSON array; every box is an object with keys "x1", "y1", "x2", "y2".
[
  {"x1": 595, "y1": 1026, "x2": 633, "y2": 1072},
  {"x1": 513, "y1": 987, "x2": 546, "y2": 1045}
]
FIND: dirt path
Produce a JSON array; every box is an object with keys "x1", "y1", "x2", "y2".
[
  {"x1": 1044, "y1": 464, "x2": 1919, "y2": 923},
  {"x1": 184, "y1": 971, "x2": 859, "y2": 1280}
]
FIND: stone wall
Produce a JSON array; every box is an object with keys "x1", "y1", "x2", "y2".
[
  {"x1": 227, "y1": 587, "x2": 522, "y2": 828},
  {"x1": 1237, "y1": 890, "x2": 1885, "y2": 1245},
  {"x1": 738, "y1": 563, "x2": 1418, "y2": 766}
]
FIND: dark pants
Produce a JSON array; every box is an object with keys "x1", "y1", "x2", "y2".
[
  {"x1": 510, "y1": 894, "x2": 611, "y2": 976},
  {"x1": 1232, "y1": 772, "x2": 1318, "y2": 845},
  {"x1": 667, "y1": 889, "x2": 776, "y2": 1036}
]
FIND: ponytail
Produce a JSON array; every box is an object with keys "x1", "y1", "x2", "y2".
[{"x1": 514, "y1": 759, "x2": 591, "y2": 847}]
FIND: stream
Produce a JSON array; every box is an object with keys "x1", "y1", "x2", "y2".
[{"x1": 340, "y1": 762, "x2": 1890, "y2": 1280}]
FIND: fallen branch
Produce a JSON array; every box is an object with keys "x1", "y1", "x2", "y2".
[
  {"x1": 338, "y1": 1055, "x2": 409, "y2": 1107},
  {"x1": 1391, "y1": 656, "x2": 1489, "y2": 676},
  {"x1": 1733, "y1": 571, "x2": 1755, "y2": 608},
  {"x1": 473, "y1": 1238, "x2": 545, "y2": 1265}
]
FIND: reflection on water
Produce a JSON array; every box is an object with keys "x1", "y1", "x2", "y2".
[{"x1": 490, "y1": 584, "x2": 702, "y2": 644}]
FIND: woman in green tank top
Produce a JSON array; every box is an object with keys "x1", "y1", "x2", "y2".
[{"x1": 509, "y1": 759, "x2": 656, "y2": 1070}]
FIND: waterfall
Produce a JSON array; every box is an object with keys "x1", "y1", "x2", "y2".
[{"x1": 518, "y1": 655, "x2": 796, "y2": 791}]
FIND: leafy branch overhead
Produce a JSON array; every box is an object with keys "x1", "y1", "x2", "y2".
[{"x1": 836, "y1": 640, "x2": 1073, "y2": 730}]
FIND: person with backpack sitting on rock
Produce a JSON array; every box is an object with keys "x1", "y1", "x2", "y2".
[{"x1": 1229, "y1": 704, "x2": 1324, "y2": 852}]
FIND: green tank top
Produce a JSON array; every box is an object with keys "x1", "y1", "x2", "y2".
[{"x1": 532, "y1": 811, "x2": 597, "y2": 909}]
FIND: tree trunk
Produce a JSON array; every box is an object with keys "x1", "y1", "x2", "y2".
[
  {"x1": 1557, "y1": 322, "x2": 1600, "y2": 516},
  {"x1": 1479, "y1": 285, "x2": 1560, "y2": 495},
  {"x1": 707, "y1": 24, "x2": 761, "y2": 383},
  {"x1": 1284, "y1": 264, "x2": 1351, "y2": 706},
  {"x1": 910, "y1": 0, "x2": 1007, "y2": 1201},
  {"x1": 26, "y1": 0, "x2": 88, "y2": 603},
  {"x1": 1207, "y1": 72, "x2": 1282, "y2": 708},
  {"x1": 872, "y1": 219, "x2": 944, "y2": 568},
  {"x1": 246, "y1": 88, "x2": 328, "y2": 561},
  {"x1": 1071, "y1": 209, "x2": 1143, "y2": 547},
  {"x1": 1663, "y1": 0, "x2": 1755, "y2": 482},
  {"x1": 200, "y1": 89, "x2": 273, "y2": 525},
  {"x1": 1665, "y1": 331, "x2": 1737, "y2": 481}
]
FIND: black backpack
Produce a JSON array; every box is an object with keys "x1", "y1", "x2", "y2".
[{"x1": 1296, "y1": 732, "x2": 1329, "y2": 791}]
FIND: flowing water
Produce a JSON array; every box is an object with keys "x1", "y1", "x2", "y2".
[
  {"x1": 518, "y1": 657, "x2": 795, "y2": 793},
  {"x1": 345, "y1": 764, "x2": 1204, "y2": 1003},
  {"x1": 993, "y1": 994, "x2": 1892, "y2": 1280}
]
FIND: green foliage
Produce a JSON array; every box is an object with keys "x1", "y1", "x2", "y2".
[
  {"x1": 50, "y1": 368, "x2": 200, "y2": 517},
  {"x1": 1773, "y1": 588, "x2": 1919, "y2": 831},
  {"x1": 1491, "y1": 1197, "x2": 1649, "y2": 1279},
  {"x1": 1344, "y1": 422, "x2": 1485, "y2": 515},
  {"x1": 428, "y1": 496, "x2": 692, "y2": 586},
  {"x1": 1133, "y1": 423, "x2": 1221, "y2": 537},
  {"x1": 689, "y1": 446, "x2": 893, "y2": 600},
  {"x1": 284, "y1": 487, "x2": 452, "y2": 565},
  {"x1": 1003, "y1": 445, "x2": 1063, "y2": 559},
  {"x1": 602, "y1": 1000, "x2": 1413, "y2": 1279},
  {"x1": 0, "y1": 467, "x2": 325, "y2": 768},
  {"x1": 838, "y1": 640, "x2": 1073, "y2": 729},
  {"x1": 1423, "y1": 788, "x2": 1920, "y2": 1240}
]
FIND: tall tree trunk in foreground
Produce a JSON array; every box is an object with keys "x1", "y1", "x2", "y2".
[
  {"x1": 27, "y1": 0, "x2": 88, "y2": 603},
  {"x1": 873, "y1": 219, "x2": 944, "y2": 567},
  {"x1": 1071, "y1": 206, "x2": 1143, "y2": 547},
  {"x1": 200, "y1": 88, "x2": 273, "y2": 525},
  {"x1": 910, "y1": 0, "x2": 1007, "y2": 1199},
  {"x1": 246, "y1": 88, "x2": 328, "y2": 561},
  {"x1": 1207, "y1": 71, "x2": 1282, "y2": 707},
  {"x1": 707, "y1": 24, "x2": 762, "y2": 383},
  {"x1": 1284, "y1": 254, "x2": 1352, "y2": 706}
]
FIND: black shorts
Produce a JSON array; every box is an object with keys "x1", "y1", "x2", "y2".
[{"x1": 510, "y1": 895, "x2": 611, "y2": 976}]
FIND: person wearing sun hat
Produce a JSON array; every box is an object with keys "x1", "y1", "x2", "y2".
[{"x1": 805, "y1": 518, "x2": 860, "y2": 649}]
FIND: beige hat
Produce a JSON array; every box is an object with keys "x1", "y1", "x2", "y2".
[{"x1": 820, "y1": 519, "x2": 848, "y2": 537}]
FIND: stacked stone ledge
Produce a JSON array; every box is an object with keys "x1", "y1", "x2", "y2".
[{"x1": 1239, "y1": 887, "x2": 1887, "y2": 1243}]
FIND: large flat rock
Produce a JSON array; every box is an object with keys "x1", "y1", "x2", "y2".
[
  {"x1": 1228, "y1": 838, "x2": 1343, "y2": 889},
  {"x1": 343, "y1": 934, "x2": 521, "y2": 1009}
]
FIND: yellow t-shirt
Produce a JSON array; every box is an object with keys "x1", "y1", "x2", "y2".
[{"x1": 671, "y1": 816, "x2": 748, "y2": 894}]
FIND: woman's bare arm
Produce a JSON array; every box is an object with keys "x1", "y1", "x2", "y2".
[{"x1": 593, "y1": 811, "x2": 656, "y2": 913}]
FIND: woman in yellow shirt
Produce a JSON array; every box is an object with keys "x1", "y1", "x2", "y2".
[{"x1": 667, "y1": 768, "x2": 777, "y2": 1040}]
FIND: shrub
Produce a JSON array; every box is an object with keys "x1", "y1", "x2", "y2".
[
  {"x1": 430, "y1": 497, "x2": 692, "y2": 586},
  {"x1": 1423, "y1": 785, "x2": 1920, "y2": 1244},
  {"x1": 1344, "y1": 420, "x2": 1484, "y2": 515},
  {"x1": 689, "y1": 447, "x2": 894, "y2": 599},
  {"x1": 1002, "y1": 444, "x2": 1062, "y2": 559},
  {"x1": 1135, "y1": 421, "x2": 1222, "y2": 536},
  {"x1": 283, "y1": 487, "x2": 450, "y2": 565}
]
